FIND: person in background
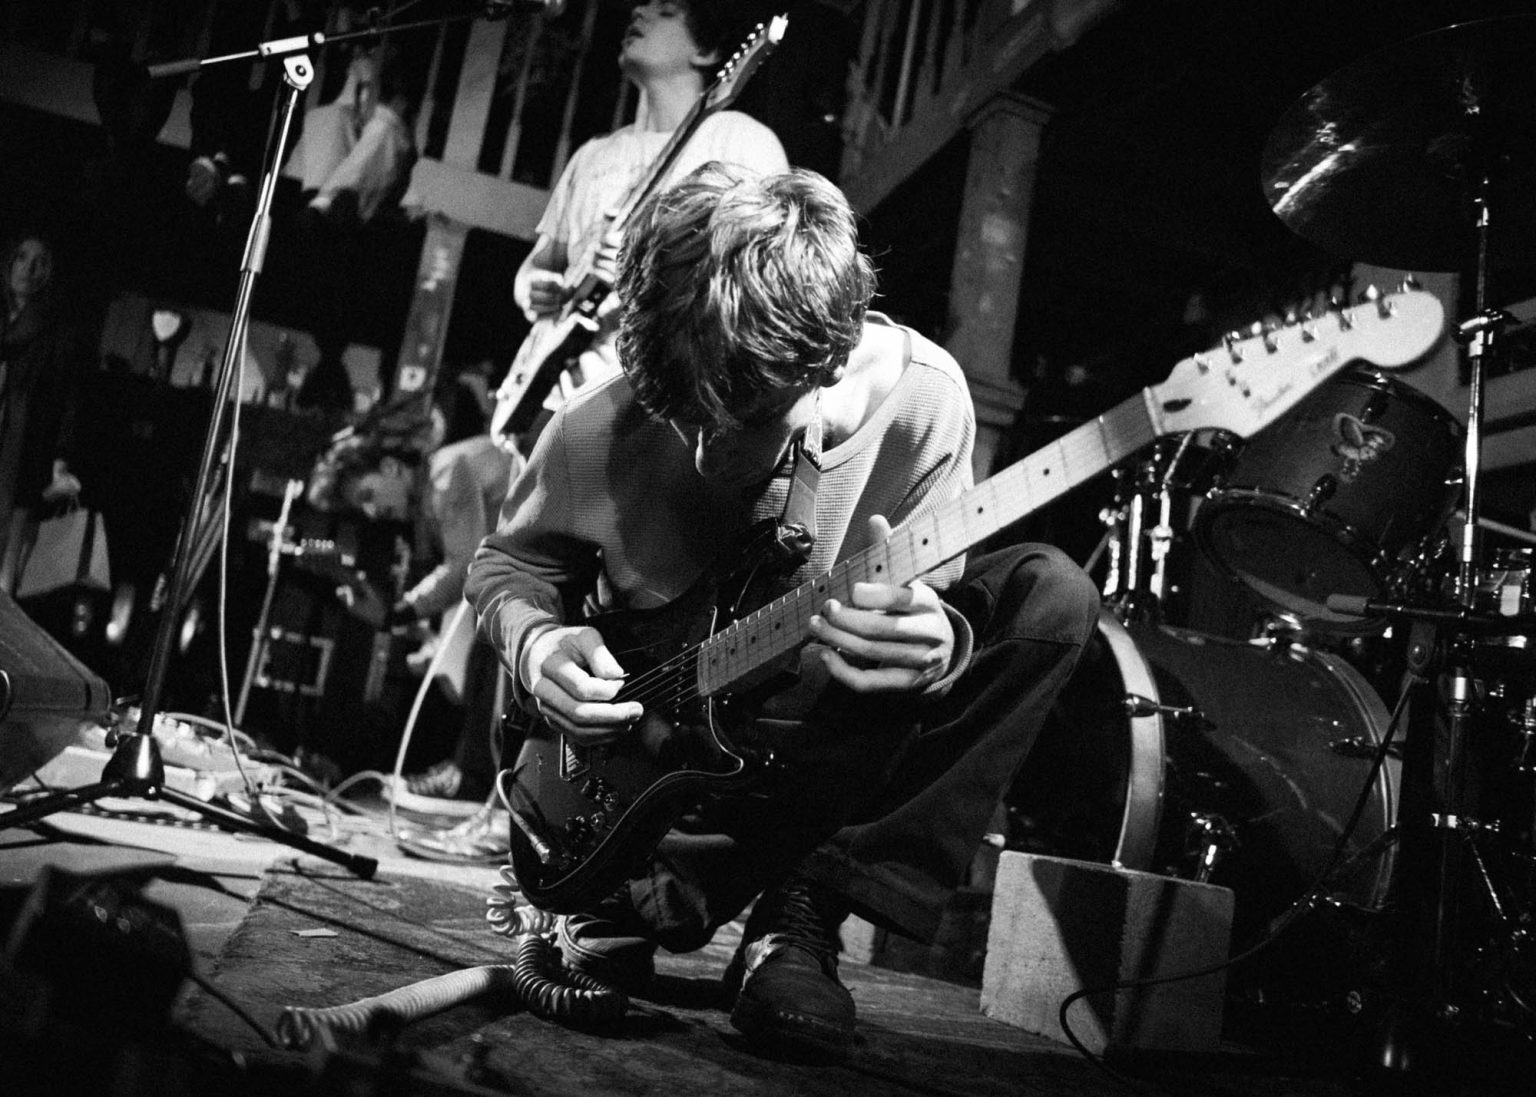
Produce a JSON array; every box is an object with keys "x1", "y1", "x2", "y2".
[
  {"x1": 0, "y1": 234, "x2": 85, "y2": 592},
  {"x1": 307, "y1": 398, "x2": 523, "y2": 826},
  {"x1": 505, "y1": 0, "x2": 788, "y2": 441},
  {"x1": 465, "y1": 164, "x2": 1099, "y2": 1061},
  {"x1": 289, "y1": 36, "x2": 422, "y2": 416}
]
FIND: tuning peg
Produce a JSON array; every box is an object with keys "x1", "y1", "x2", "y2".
[
  {"x1": 1359, "y1": 283, "x2": 1396, "y2": 318},
  {"x1": 1261, "y1": 319, "x2": 1281, "y2": 353},
  {"x1": 1223, "y1": 331, "x2": 1245, "y2": 362},
  {"x1": 1397, "y1": 274, "x2": 1421, "y2": 293},
  {"x1": 1332, "y1": 295, "x2": 1354, "y2": 330}
]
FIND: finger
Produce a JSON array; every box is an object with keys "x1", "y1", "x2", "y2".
[
  {"x1": 845, "y1": 581, "x2": 927, "y2": 613},
  {"x1": 531, "y1": 683, "x2": 639, "y2": 739},
  {"x1": 820, "y1": 647, "x2": 930, "y2": 694},
  {"x1": 570, "y1": 630, "x2": 629, "y2": 681},
  {"x1": 810, "y1": 616, "x2": 939, "y2": 670},
  {"x1": 866, "y1": 513, "x2": 893, "y2": 541},
  {"x1": 814, "y1": 595, "x2": 945, "y2": 645},
  {"x1": 544, "y1": 653, "x2": 628, "y2": 704}
]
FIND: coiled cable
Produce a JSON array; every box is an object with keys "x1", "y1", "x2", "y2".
[
  {"x1": 274, "y1": 865, "x2": 627, "y2": 1050},
  {"x1": 485, "y1": 864, "x2": 630, "y2": 1026}
]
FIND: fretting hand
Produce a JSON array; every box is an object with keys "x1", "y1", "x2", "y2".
[{"x1": 808, "y1": 515, "x2": 955, "y2": 694}]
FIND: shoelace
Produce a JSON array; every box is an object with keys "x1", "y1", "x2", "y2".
[{"x1": 748, "y1": 881, "x2": 843, "y2": 970}]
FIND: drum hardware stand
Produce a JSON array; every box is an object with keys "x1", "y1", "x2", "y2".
[
  {"x1": 1103, "y1": 434, "x2": 1201, "y2": 626},
  {"x1": 1145, "y1": 433, "x2": 1198, "y2": 620},
  {"x1": 1184, "y1": 812, "x2": 1239, "y2": 884}
]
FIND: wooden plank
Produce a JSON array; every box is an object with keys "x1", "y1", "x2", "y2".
[
  {"x1": 407, "y1": 157, "x2": 548, "y2": 241},
  {"x1": 441, "y1": 15, "x2": 508, "y2": 170}
]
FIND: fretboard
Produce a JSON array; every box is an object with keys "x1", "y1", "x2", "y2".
[{"x1": 696, "y1": 389, "x2": 1163, "y2": 693}]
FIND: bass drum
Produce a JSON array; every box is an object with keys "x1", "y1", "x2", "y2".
[{"x1": 1008, "y1": 609, "x2": 1400, "y2": 941}]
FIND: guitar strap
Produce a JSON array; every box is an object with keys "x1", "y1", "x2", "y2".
[{"x1": 753, "y1": 408, "x2": 822, "y2": 571}]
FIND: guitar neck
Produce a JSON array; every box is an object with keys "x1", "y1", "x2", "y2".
[
  {"x1": 697, "y1": 390, "x2": 1161, "y2": 693},
  {"x1": 614, "y1": 99, "x2": 709, "y2": 230}
]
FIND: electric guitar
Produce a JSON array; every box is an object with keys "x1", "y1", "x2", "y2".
[
  {"x1": 488, "y1": 15, "x2": 789, "y2": 444},
  {"x1": 502, "y1": 288, "x2": 1447, "y2": 912}
]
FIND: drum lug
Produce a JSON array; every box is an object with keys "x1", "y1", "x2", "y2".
[
  {"x1": 1329, "y1": 734, "x2": 1402, "y2": 760},
  {"x1": 1124, "y1": 692, "x2": 1214, "y2": 731}
]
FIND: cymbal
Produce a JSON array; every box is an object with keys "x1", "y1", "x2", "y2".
[{"x1": 1262, "y1": 15, "x2": 1536, "y2": 273}]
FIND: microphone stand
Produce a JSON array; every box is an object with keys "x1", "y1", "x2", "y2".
[{"x1": 0, "y1": 5, "x2": 505, "y2": 870}]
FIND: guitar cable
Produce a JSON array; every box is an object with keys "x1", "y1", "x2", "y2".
[{"x1": 272, "y1": 873, "x2": 628, "y2": 1051}]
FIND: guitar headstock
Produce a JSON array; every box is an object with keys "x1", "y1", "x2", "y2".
[
  {"x1": 703, "y1": 15, "x2": 789, "y2": 113},
  {"x1": 1151, "y1": 288, "x2": 1445, "y2": 440}
]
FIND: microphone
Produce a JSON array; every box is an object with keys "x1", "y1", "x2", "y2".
[{"x1": 483, "y1": 0, "x2": 567, "y2": 18}]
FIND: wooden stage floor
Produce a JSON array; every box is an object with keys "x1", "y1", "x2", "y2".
[{"x1": 0, "y1": 801, "x2": 1525, "y2": 1097}]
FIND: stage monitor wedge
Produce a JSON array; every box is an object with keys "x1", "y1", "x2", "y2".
[{"x1": 0, "y1": 590, "x2": 111, "y2": 796}]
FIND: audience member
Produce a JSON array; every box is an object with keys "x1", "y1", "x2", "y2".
[{"x1": 0, "y1": 234, "x2": 86, "y2": 592}]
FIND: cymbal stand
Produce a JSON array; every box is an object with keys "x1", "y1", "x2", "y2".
[{"x1": 1369, "y1": 167, "x2": 1534, "y2": 1081}]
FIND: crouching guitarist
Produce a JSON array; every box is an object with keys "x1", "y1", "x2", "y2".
[{"x1": 465, "y1": 164, "x2": 1100, "y2": 1063}]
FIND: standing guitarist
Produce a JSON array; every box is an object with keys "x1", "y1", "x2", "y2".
[
  {"x1": 466, "y1": 165, "x2": 1099, "y2": 1061},
  {"x1": 504, "y1": 0, "x2": 789, "y2": 445}
]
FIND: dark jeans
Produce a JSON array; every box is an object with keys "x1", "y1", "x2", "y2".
[
  {"x1": 451, "y1": 638, "x2": 506, "y2": 801},
  {"x1": 626, "y1": 543, "x2": 1100, "y2": 951}
]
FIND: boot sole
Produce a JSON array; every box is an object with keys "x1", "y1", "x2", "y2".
[{"x1": 730, "y1": 995, "x2": 854, "y2": 1062}]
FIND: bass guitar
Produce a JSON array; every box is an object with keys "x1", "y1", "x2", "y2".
[
  {"x1": 488, "y1": 15, "x2": 789, "y2": 443},
  {"x1": 501, "y1": 288, "x2": 1447, "y2": 912}
]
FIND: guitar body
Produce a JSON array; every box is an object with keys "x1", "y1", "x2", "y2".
[
  {"x1": 489, "y1": 304, "x2": 601, "y2": 440},
  {"x1": 505, "y1": 535, "x2": 801, "y2": 912}
]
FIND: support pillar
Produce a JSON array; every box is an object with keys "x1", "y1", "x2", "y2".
[{"x1": 944, "y1": 93, "x2": 1052, "y2": 481}]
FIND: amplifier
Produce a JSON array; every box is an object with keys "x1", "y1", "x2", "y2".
[{"x1": 0, "y1": 589, "x2": 112, "y2": 795}]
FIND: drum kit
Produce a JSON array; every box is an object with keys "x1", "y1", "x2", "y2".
[{"x1": 1014, "y1": 15, "x2": 1536, "y2": 1069}]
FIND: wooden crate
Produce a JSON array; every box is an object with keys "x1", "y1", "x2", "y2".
[{"x1": 980, "y1": 851, "x2": 1233, "y2": 1054}]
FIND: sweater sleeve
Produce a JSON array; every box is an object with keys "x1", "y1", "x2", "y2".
[{"x1": 464, "y1": 412, "x2": 599, "y2": 691}]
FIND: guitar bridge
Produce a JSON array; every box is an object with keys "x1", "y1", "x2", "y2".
[{"x1": 559, "y1": 735, "x2": 589, "y2": 781}]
